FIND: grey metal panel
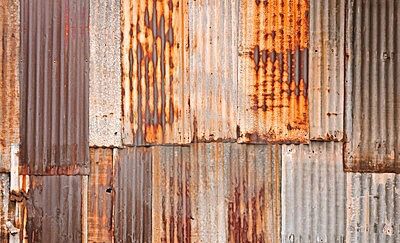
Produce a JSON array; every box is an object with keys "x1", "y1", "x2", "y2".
[
  {"x1": 114, "y1": 147, "x2": 152, "y2": 243},
  {"x1": 344, "y1": 0, "x2": 400, "y2": 172},
  {"x1": 0, "y1": 0, "x2": 20, "y2": 172},
  {"x1": 346, "y1": 173, "x2": 400, "y2": 242},
  {"x1": 20, "y1": 0, "x2": 89, "y2": 175},
  {"x1": 309, "y1": 0, "x2": 345, "y2": 141},
  {"x1": 282, "y1": 142, "x2": 346, "y2": 242},
  {"x1": 25, "y1": 176, "x2": 84, "y2": 242},
  {"x1": 188, "y1": 0, "x2": 239, "y2": 142},
  {"x1": 89, "y1": 0, "x2": 122, "y2": 147},
  {"x1": 0, "y1": 174, "x2": 10, "y2": 242}
]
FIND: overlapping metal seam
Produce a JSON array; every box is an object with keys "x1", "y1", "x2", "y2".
[
  {"x1": 89, "y1": 0, "x2": 122, "y2": 147},
  {"x1": 309, "y1": 0, "x2": 345, "y2": 141},
  {"x1": 20, "y1": 0, "x2": 90, "y2": 175},
  {"x1": 344, "y1": 0, "x2": 400, "y2": 172},
  {"x1": 281, "y1": 142, "x2": 346, "y2": 242},
  {"x1": 188, "y1": 0, "x2": 239, "y2": 142},
  {"x1": 0, "y1": 0, "x2": 20, "y2": 172}
]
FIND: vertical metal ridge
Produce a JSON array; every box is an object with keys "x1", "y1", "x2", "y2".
[
  {"x1": 309, "y1": 0, "x2": 345, "y2": 141},
  {"x1": 0, "y1": 0, "x2": 20, "y2": 172},
  {"x1": 89, "y1": 0, "x2": 122, "y2": 147},
  {"x1": 238, "y1": 0, "x2": 310, "y2": 143},
  {"x1": 346, "y1": 173, "x2": 400, "y2": 241},
  {"x1": 282, "y1": 142, "x2": 345, "y2": 242},
  {"x1": 188, "y1": 0, "x2": 239, "y2": 142},
  {"x1": 345, "y1": 0, "x2": 400, "y2": 172},
  {"x1": 20, "y1": 0, "x2": 89, "y2": 175},
  {"x1": 0, "y1": 174, "x2": 10, "y2": 242}
]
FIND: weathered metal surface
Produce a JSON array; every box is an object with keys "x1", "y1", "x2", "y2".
[
  {"x1": 309, "y1": 0, "x2": 345, "y2": 141},
  {"x1": 282, "y1": 142, "x2": 346, "y2": 242},
  {"x1": 121, "y1": 0, "x2": 191, "y2": 145},
  {"x1": 188, "y1": 0, "x2": 239, "y2": 142},
  {"x1": 25, "y1": 176, "x2": 84, "y2": 242},
  {"x1": 346, "y1": 173, "x2": 400, "y2": 242},
  {"x1": 0, "y1": 174, "x2": 10, "y2": 242},
  {"x1": 114, "y1": 147, "x2": 152, "y2": 243},
  {"x1": 238, "y1": 0, "x2": 309, "y2": 143},
  {"x1": 20, "y1": 0, "x2": 90, "y2": 175},
  {"x1": 89, "y1": 0, "x2": 122, "y2": 147},
  {"x1": 88, "y1": 148, "x2": 113, "y2": 243},
  {"x1": 344, "y1": 0, "x2": 400, "y2": 172},
  {"x1": 152, "y1": 146, "x2": 191, "y2": 243},
  {"x1": 0, "y1": 0, "x2": 20, "y2": 172}
]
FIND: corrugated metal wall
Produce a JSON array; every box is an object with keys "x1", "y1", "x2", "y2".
[{"x1": 0, "y1": 0, "x2": 399, "y2": 241}]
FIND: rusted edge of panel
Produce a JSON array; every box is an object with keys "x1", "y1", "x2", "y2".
[{"x1": 19, "y1": 164, "x2": 90, "y2": 176}]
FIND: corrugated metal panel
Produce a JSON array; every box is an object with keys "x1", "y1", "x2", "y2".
[
  {"x1": 20, "y1": 0, "x2": 89, "y2": 175},
  {"x1": 188, "y1": 0, "x2": 239, "y2": 142},
  {"x1": 238, "y1": 0, "x2": 309, "y2": 143},
  {"x1": 309, "y1": 0, "x2": 345, "y2": 141},
  {"x1": 281, "y1": 142, "x2": 346, "y2": 242},
  {"x1": 0, "y1": 174, "x2": 10, "y2": 242},
  {"x1": 89, "y1": 0, "x2": 122, "y2": 147},
  {"x1": 114, "y1": 147, "x2": 152, "y2": 243},
  {"x1": 88, "y1": 148, "x2": 113, "y2": 243},
  {"x1": 121, "y1": 0, "x2": 191, "y2": 145},
  {"x1": 346, "y1": 173, "x2": 400, "y2": 242},
  {"x1": 344, "y1": 0, "x2": 400, "y2": 172},
  {"x1": 0, "y1": 0, "x2": 20, "y2": 172},
  {"x1": 25, "y1": 176, "x2": 84, "y2": 242},
  {"x1": 152, "y1": 146, "x2": 191, "y2": 243}
]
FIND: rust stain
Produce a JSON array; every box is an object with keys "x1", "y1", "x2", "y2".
[
  {"x1": 122, "y1": 0, "x2": 187, "y2": 145},
  {"x1": 239, "y1": 0, "x2": 309, "y2": 143}
]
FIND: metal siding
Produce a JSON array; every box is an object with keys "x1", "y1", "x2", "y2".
[
  {"x1": 152, "y1": 146, "x2": 191, "y2": 243},
  {"x1": 346, "y1": 173, "x2": 400, "y2": 242},
  {"x1": 121, "y1": 0, "x2": 191, "y2": 146},
  {"x1": 188, "y1": 0, "x2": 239, "y2": 142},
  {"x1": 344, "y1": 0, "x2": 400, "y2": 172},
  {"x1": 88, "y1": 148, "x2": 113, "y2": 243},
  {"x1": 20, "y1": 0, "x2": 89, "y2": 175},
  {"x1": 0, "y1": 0, "x2": 20, "y2": 172},
  {"x1": 309, "y1": 0, "x2": 345, "y2": 141},
  {"x1": 114, "y1": 147, "x2": 152, "y2": 243},
  {"x1": 0, "y1": 174, "x2": 10, "y2": 242},
  {"x1": 89, "y1": 0, "x2": 122, "y2": 147},
  {"x1": 281, "y1": 142, "x2": 346, "y2": 242},
  {"x1": 25, "y1": 176, "x2": 84, "y2": 242},
  {"x1": 238, "y1": 0, "x2": 309, "y2": 143}
]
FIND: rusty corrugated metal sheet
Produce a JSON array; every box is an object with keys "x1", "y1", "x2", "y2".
[
  {"x1": 114, "y1": 147, "x2": 152, "y2": 243},
  {"x1": 24, "y1": 176, "x2": 85, "y2": 242},
  {"x1": 346, "y1": 173, "x2": 400, "y2": 241},
  {"x1": 121, "y1": 0, "x2": 191, "y2": 146},
  {"x1": 309, "y1": 0, "x2": 344, "y2": 141},
  {"x1": 238, "y1": 0, "x2": 309, "y2": 143},
  {"x1": 88, "y1": 148, "x2": 113, "y2": 243},
  {"x1": 281, "y1": 142, "x2": 346, "y2": 242},
  {"x1": 188, "y1": 0, "x2": 239, "y2": 142},
  {"x1": 0, "y1": 0, "x2": 19, "y2": 172},
  {"x1": 344, "y1": 0, "x2": 400, "y2": 172},
  {"x1": 20, "y1": 0, "x2": 90, "y2": 175},
  {"x1": 0, "y1": 174, "x2": 9, "y2": 242},
  {"x1": 89, "y1": 0, "x2": 122, "y2": 147}
]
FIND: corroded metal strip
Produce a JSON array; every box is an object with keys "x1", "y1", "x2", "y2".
[
  {"x1": 0, "y1": 174, "x2": 10, "y2": 242},
  {"x1": 121, "y1": 0, "x2": 190, "y2": 145},
  {"x1": 238, "y1": 0, "x2": 309, "y2": 143}
]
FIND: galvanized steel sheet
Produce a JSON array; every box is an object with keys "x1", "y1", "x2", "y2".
[
  {"x1": 189, "y1": 0, "x2": 239, "y2": 142},
  {"x1": 20, "y1": 0, "x2": 89, "y2": 175},
  {"x1": 238, "y1": 0, "x2": 309, "y2": 143},
  {"x1": 346, "y1": 173, "x2": 400, "y2": 242},
  {"x1": 309, "y1": 0, "x2": 345, "y2": 141},
  {"x1": 121, "y1": 0, "x2": 191, "y2": 145},
  {"x1": 282, "y1": 142, "x2": 346, "y2": 242},
  {"x1": 0, "y1": 0, "x2": 20, "y2": 172},
  {"x1": 89, "y1": 0, "x2": 122, "y2": 147},
  {"x1": 344, "y1": 0, "x2": 400, "y2": 172},
  {"x1": 88, "y1": 148, "x2": 113, "y2": 242}
]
